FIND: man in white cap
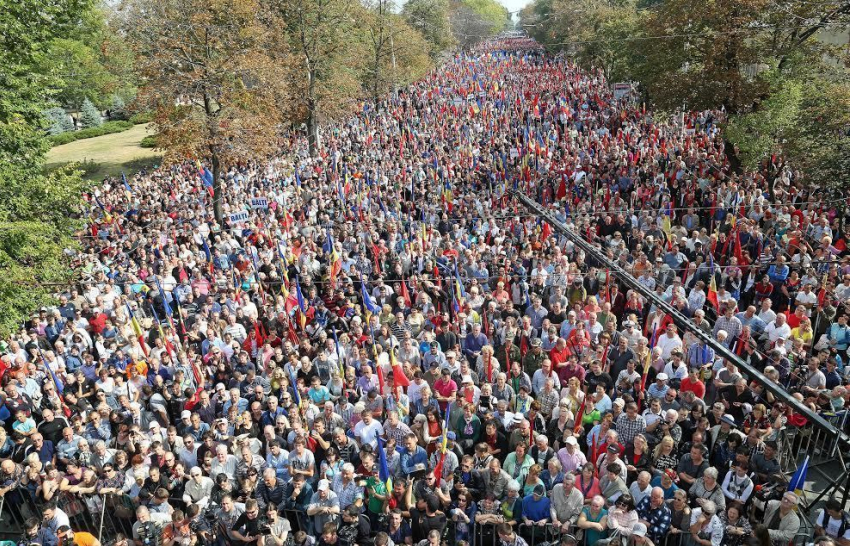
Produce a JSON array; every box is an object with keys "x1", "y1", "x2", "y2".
[
  {"x1": 183, "y1": 466, "x2": 213, "y2": 508},
  {"x1": 307, "y1": 479, "x2": 340, "y2": 535},
  {"x1": 629, "y1": 522, "x2": 653, "y2": 546},
  {"x1": 556, "y1": 436, "x2": 587, "y2": 474},
  {"x1": 646, "y1": 373, "x2": 670, "y2": 400}
]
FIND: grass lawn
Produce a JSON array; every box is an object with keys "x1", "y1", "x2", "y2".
[{"x1": 46, "y1": 123, "x2": 163, "y2": 181}]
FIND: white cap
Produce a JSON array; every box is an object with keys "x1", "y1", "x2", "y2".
[
  {"x1": 565, "y1": 436, "x2": 578, "y2": 446},
  {"x1": 462, "y1": 375, "x2": 474, "y2": 384},
  {"x1": 181, "y1": 410, "x2": 191, "y2": 419},
  {"x1": 656, "y1": 373, "x2": 669, "y2": 381},
  {"x1": 317, "y1": 479, "x2": 330, "y2": 491}
]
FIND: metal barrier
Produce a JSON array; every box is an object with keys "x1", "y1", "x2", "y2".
[
  {"x1": 517, "y1": 522, "x2": 578, "y2": 546},
  {"x1": 0, "y1": 487, "x2": 821, "y2": 546}
]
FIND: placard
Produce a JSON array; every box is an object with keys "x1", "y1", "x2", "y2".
[
  {"x1": 229, "y1": 211, "x2": 250, "y2": 224},
  {"x1": 249, "y1": 197, "x2": 268, "y2": 209}
]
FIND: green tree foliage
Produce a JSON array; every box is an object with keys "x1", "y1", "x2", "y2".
[
  {"x1": 44, "y1": 107, "x2": 76, "y2": 135},
  {"x1": 110, "y1": 94, "x2": 128, "y2": 120},
  {"x1": 38, "y1": 5, "x2": 138, "y2": 110},
  {"x1": 272, "y1": 0, "x2": 368, "y2": 154},
  {"x1": 0, "y1": 0, "x2": 91, "y2": 335},
  {"x1": 80, "y1": 98, "x2": 103, "y2": 128},
  {"x1": 725, "y1": 69, "x2": 850, "y2": 200},
  {"x1": 362, "y1": 0, "x2": 433, "y2": 100},
  {"x1": 402, "y1": 0, "x2": 456, "y2": 58},
  {"x1": 449, "y1": 0, "x2": 510, "y2": 49}
]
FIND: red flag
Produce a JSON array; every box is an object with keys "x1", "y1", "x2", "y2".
[
  {"x1": 573, "y1": 387, "x2": 588, "y2": 434},
  {"x1": 391, "y1": 360, "x2": 410, "y2": 388},
  {"x1": 433, "y1": 451, "x2": 446, "y2": 485},
  {"x1": 733, "y1": 230, "x2": 745, "y2": 264},
  {"x1": 377, "y1": 363, "x2": 386, "y2": 396},
  {"x1": 541, "y1": 221, "x2": 552, "y2": 241},
  {"x1": 706, "y1": 257, "x2": 719, "y2": 309},
  {"x1": 400, "y1": 278, "x2": 412, "y2": 307},
  {"x1": 556, "y1": 177, "x2": 567, "y2": 200}
]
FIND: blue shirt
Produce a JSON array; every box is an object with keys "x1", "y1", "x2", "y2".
[
  {"x1": 521, "y1": 493, "x2": 551, "y2": 522},
  {"x1": 400, "y1": 446, "x2": 428, "y2": 474}
]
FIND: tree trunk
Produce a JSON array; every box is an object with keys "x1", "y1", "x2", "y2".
[
  {"x1": 306, "y1": 68, "x2": 320, "y2": 156},
  {"x1": 307, "y1": 102, "x2": 320, "y2": 156},
  {"x1": 212, "y1": 150, "x2": 223, "y2": 225},
  {"x1": 723, "y1": 138, "x2": 743, "y2": 174}
]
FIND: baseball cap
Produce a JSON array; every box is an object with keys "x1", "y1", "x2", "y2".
[
  {"x1": 531, "y1": 338, "x2": 542, "y2": 347},
  {"x1": 656, "y1": 373, "x2": 668, "y2": 381},
  {"x1": 565, "y1": 436, "x2": 578, "y2": 446},
  {"x1": 447, "y1": 431, "x2": 457, "y2": 441},
  {"x1": 181, "y1": 410, "x2": 191, "y2": 420},
  {"x1": 632, "y1": 523, "x2": 648, "y2": 537},
  {"x1": 317, "y1": 479, "x2": 330, "y2": 491},
  {"x1": 533, "y1": 484, "x2": 546, "y2": 496}
]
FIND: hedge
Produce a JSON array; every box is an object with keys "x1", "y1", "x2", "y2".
[
  {"x1": 140, "y1": 135, "x2": 158, "y2": 148},
  {"x1": 49, "y1": 120, "x2": 134, "y2": 146},
  {"x1": 129, "y1": 112, "x2": 154, "y2": 124}
]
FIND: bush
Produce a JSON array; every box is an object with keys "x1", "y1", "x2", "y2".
[
  {"x1": 140, "y1": 135, "x2": 158, "y2": 148},
  {"x1": 43, "y1": 107, "x2": 75, "y2": 135},
  {"x1": 79, "y1": 98, "x2": 103, "y2": 128},
  {"x1": 129, "y1": 112, "x2": 154, "y2": 124},
  {"x1": 48, "y1": 120, "x2": 134, "y2": 146}
]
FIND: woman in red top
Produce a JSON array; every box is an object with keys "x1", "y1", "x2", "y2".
[{"x1": 576, "y1": 463, "x2": 602, "y2": 503}]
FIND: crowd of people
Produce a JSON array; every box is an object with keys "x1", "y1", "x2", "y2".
[{"x1": 2, "y1": 35, "x2": 850, "y2": 546}]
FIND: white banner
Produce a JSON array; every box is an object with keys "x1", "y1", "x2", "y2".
[
  {"x1": 249, "y1": 197, "x2": 268, "y2": 209},
  {"x1": 228, "y1": 210, "x2": 250, "y2": 224}
]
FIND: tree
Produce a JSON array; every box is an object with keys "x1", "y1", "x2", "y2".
[
  {"x1": 122, "y1": 0, "x2": 293, "y2": 223},
  {"x1": 38, "y1": 5, "x2": 138, "y2": 111},
  {"x1": 110, "y1": 94, "x2": 127, "y2": 120},
  {"x1": 0, "y1": 0, "x2": 91, "y2": 335},
  {"x1": 522, "y1": 0, "x2": 850, "y2": 113},
  {"x1": 449, "y1": 0, "x2": 510, "y2": 50},
  {"x1": 402, "y1": 0, "x2": 456, "y2": 58},
  {"x1": 79, "y1": 97, "x2": 102, "y2": 128},
  {"x1": 272, "y1": 0, "x2": 366, "y2": 155},
  {"x1": 362, "y1": 0, "x2": 433, "y2": 101},
  {"x1": 725, "y1": 67, "x2": 850, "y2": 203},
  {"x1": 44, "y1": 107, "x2": 76, "y2": 135}
]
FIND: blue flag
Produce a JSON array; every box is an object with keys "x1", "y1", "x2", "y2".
[
  {"x1": 122, "y1": 172, "x2": 133, "y2": 194},
  {"x1": 377, "y1": 437, "x2": 393, "y2": 491},
  {"x1": 360, "y1": 275, "x2": 381, "y2": 314},
  {"x1": 788, "y1": 455, "x2": 809, "y2": 496}
]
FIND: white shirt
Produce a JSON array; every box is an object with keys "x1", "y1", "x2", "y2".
[
  {"x1": 656, "y1": 334, "x2": 683, "y2": 361},
  {"x1": 354, "y1": 419, "x2": 384, "y2": 449},
  {"x1": 765, "y1": 321, "x2": 791, "y2": 346}
]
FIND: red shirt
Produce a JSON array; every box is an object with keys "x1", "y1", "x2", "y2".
[
  {"x1": 680, "y1": 377, "x2": 706, "y2": 400},
  {"x1": 433, "y1": 378, "x2": 457, "y2": 410}
]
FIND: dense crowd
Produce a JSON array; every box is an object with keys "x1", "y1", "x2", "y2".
[{"x1": 2, "y1": 36, "x2": 850, "y2": 546}]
